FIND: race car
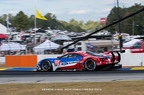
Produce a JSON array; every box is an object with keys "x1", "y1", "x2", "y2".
[{"x1": 36, "y1": 51, "x2": 122, "y2": 71}]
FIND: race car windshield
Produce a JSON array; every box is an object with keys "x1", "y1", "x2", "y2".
[{"x1": 86, "y1": 51, "x2": 104, "y2": 56}]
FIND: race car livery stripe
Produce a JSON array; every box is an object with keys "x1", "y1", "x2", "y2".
[{"x1": 59, "y1": 63, "x2": 77, "y2": 67}]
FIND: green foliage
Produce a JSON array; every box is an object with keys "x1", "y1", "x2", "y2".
[
  {"x1": 1, "y1": 3, "x2": 143, "y2": 34},
  {"x1": 0, "y1": 14, "x2": 13, "y2": 26},
  {"x1": 0, "y1": 11, "x2": 101, "y2": 32},
  {"x1": 82, "y1": 20, "x2": 102, "y2": 32},
  {"x1": 106, "y1": 3, "x2": 144, "y2": 35},
  {"x1": 13, "y1": 11, "x2": 30, "y2": 32}
]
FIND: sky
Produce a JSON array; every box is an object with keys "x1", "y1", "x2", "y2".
[{"x1": 0, "y1": 0, "x2": 144, "y2": 22}]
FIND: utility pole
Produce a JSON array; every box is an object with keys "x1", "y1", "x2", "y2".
[{"x1": 117, "y1": 0, "x2": 123, "y2": 52}]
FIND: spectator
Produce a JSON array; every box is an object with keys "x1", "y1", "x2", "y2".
[
  {"x1": 1, "y1": 52, "x2": 5, "y2": 56},
  {"x1": 0, "y1": 52, "x2": 3, "y2": 57},
  {"x1": 62, "y1": 49, "x2": 68, "y2": 54}
]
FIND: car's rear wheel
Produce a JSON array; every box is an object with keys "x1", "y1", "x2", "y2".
[
  {"x1": 84, "y1": 59, "x2": 96, "y2": 71},
  {"x1": 41, "y1": 60, "x2": 52, "y2": 71}
]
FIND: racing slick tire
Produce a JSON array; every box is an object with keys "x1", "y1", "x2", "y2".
[
  {"x1": 84, "y1": 59, "x2": 96, "y2": 71},
  {"x1": 107, "y1": 64, "x2": 115, "y2": 71},
  {"x1": 41, "y1": 60, "x2": 53, "y2": 71}
]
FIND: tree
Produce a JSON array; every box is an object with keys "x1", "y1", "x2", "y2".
[
  {"x1": 106, "y1": 3, "x2": 144, "y2": 35},
  {"x1": 28, "y1": 15, "x2": 35, "y2": 29},
  {"x1": 82, "y1": 20, "x2": 102, "y2": 32},
  {"x1": 13, "y1": 11, "x2": 30, "y2": 32},
  {"x1": 69, "y1": 19, "x2": 79, "y2": 26}
]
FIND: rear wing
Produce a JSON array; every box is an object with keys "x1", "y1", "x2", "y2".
[{"x1": 109, "y1": 51, "x2": 121, "y2": 63}]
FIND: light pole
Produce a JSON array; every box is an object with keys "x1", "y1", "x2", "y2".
[
  {"x1": 132, "y1": 20, "x2": 135, "y2": 35},
  {"x1": 117, "y1": 0, "x2": 123, "y2": 52}
]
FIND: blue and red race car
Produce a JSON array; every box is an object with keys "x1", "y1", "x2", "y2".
[{"x1": 36, "y1": 51, "x2": 122, "y2": 71}]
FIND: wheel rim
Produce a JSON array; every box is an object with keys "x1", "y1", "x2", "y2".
[
  {"x1": 41, "y1": 60, "x2": 51, "y2": 71},
  {"x1": 85, "y1": 59, "x2": 96, "y2": 71}
]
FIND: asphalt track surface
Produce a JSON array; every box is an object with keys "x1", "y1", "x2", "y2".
[{"x1": 0, "y1": 70, "x2": 144, "y2": 84}]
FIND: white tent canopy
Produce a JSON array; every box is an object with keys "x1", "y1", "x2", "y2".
[
  {"x1": 0, "y1": 23, "x2": 7, "y2": 34},
  {"x1": 123, "y1": 39, "x2": 141, "y2": 47},
  {"x1": 0, "y1": 43, "x2": 26, "y2": 51},
  {"x1": 33, "y1": 39, "x2": 60, "y2": 52}
]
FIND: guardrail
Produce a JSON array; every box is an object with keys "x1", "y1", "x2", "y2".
[{"x1": 0, "y1": 53, "x2": 144, "y2": 66}]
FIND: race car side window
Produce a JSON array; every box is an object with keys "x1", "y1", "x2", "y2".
[
  {"x1": 60, "y1": 53, "x2": 82, "y2": 59},
  {"x1": 60, "y1": 54, "x2": 69, "y2": 58},
  {"x1": 69, "y1": 54, "x2": 83, "y2": 60},
  {"x1": 68, "y1": 54, "x2": 76, "y2": 58},
  {"x1": 60, "y1": 54, "x2": 75, "y2": 58}
]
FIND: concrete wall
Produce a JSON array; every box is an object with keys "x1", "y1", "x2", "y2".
[
  {"x1": 1, "y1": 53, "x2": 144, "y2": 66},
  {"x1": 120, "y1": 53, "x2": 144, "y2": 66},
  {"x1": 0, "y1": 57, "x2": 5, "y2": 63}
]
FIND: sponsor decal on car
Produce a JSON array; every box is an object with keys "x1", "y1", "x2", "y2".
[
  {"x1": 54, "y1": 60, "x2": 60, "y2": 66},
  {"x1": 61, "y1": 61, "x2": 78, "y2": 65}
]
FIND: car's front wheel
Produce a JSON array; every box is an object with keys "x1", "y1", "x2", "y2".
[
  {"x1": 84, "y1": 59, "x2": 96, "y2": 71},
  {"x1": 41, "y1": 60, "x2": 52, "y2": 71}
]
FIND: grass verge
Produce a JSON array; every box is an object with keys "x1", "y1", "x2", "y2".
[{"x1": 0, "y1": 81, "x2": 144, "y2": 95}]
